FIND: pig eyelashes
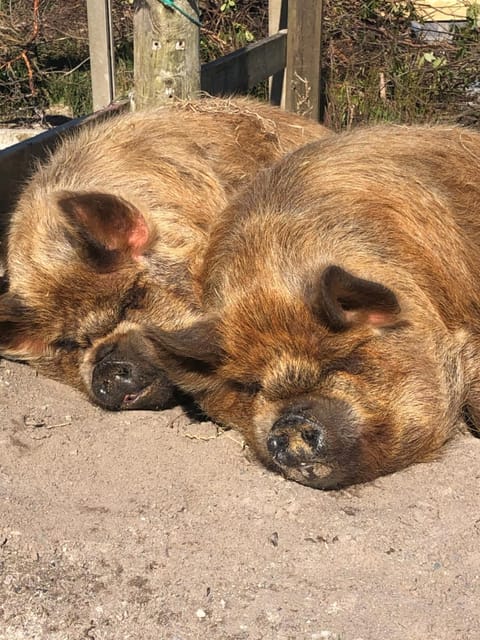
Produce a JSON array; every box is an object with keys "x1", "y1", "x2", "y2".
[
  {"x1": 0, "y1": 274, "x2": 8, "y2": 295},
  {"x1": 226, "y1": 379, "x2": 263, "y2": 396},
  {"x1": 0, "y1": 293, "x2": 38, "y2": 334},
  {"x1": 51, "y1": 286, "x2": 147, "y2": 354},
  {"x1": 232, "y1": 357, "x2": 362, "y2": 400},
  {"x1": 0, "y1": 293, "x2": 45, "y2": 357},
  {"x1": 224, "y1": 348, "x2": 366, "y2": 399},
  {"x1": 52, "y1": 337, "x2": 81, "y2": 352}
]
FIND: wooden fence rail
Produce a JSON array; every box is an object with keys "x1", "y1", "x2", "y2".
[{"x1": 201, "y1": 31, "x2": 287, "y2": 96}]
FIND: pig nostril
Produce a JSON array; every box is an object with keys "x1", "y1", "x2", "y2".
[
  {"x1": 301, "y1": 428, "x2": 323, "y2": 450},
  {"x1": 114, "y1": 365, "x2": 132, "y2": 381},
  {"x1": 267, "y1": 432, "x2": 289, "y2": 456}
]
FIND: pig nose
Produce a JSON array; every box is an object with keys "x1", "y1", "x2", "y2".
[
  {"x1": 267, "y1": 413, "x2": 324, "y2": 466},
  {"x1": 92, "y1": 358, "x2": 137, "y2": 409},
  {"x1": 97, "y1": 360, "x2": 134, "y2": 386}
]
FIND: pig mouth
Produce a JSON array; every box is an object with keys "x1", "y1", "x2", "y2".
[
  {"x1": 120, "y1": 383, "x2": 155, "y2": 409},
  {"x1": 277, "y1": 461, "x2": 346, "y2": 490},
  {"x1": 93, "y1": 380, "x2": 153, "y2": 411},
  {"x1": 116, "y1": 377, "x2": 178, "y2": 411}
]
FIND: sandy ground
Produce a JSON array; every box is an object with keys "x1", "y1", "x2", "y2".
[{"x1": 0, "y1": 357, "x2": 479, "y2": 640}]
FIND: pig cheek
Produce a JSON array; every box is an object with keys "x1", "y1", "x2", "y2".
[
  {"x1": 196, "y1": 384, "x2": 249, "y2": 432},
  {"x1": 79, "y1": 348, "x2": 96, "y2": 391},
  {"x1": 250, "y1": 397, "x2": 280, "y2": 459}
]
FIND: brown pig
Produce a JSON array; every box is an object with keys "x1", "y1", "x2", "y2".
[
  {"x1": 0, "y1": 97, "x2": 329, "y2": 410},
  {"x1": 154, "y1": 124, "x2": 480, "y2": 488}
]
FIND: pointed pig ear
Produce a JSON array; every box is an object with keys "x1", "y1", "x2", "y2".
[
  {"x1": 311, "y1": 265, "x2": 402, "y2": 332},
  {"x1": 57, "y1": 192, "x2": 152, "y2": 271},
  {"x1": 150, "y1": 317, "x2": 224, "y2": 371},
  {"x1": 0, "y1": 292, "x2": 45, "y2": 359}
]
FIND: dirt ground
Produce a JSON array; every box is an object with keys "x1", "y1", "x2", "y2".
[
  {"x1": 0, "y1": 356, "x2": 479, "y2": 640},
  {"x1": 1, "y1": 126, "x2": 479, "y2": 640}
]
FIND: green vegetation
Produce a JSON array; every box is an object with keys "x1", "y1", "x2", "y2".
[
  {"x1": 0, "y1": 0, "x2": 478, "y2": 128},
  {"x1": 322, "y1": 0, "x2": 480, "y2": 129}
]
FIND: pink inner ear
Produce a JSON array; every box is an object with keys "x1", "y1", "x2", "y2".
[
  {"x1": 127, "y1": 219, "x2": 150, "y2": 257},
  {"x1": 59, "y1": 192, "x2": 151, "y2": 262},
  {"x1": 344, "y1": 308, "x2": 398, "y2": 328},
  {"x1": 102, "y1": 213, "x2": 150, "y2": 258}
]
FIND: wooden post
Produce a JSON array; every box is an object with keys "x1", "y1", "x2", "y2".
[
  {"x1": 285, "y1": 0, "x2": 323, "y2": 121},
  {"x1": 86, "y1": 0, "x2": 116, "y2": 111},
  {"x1": 268, "y1": 0, "x2": 287, "y2": 106},
  {"x1": 133, "y1": 0, "x2": 200, "y2": 109}
]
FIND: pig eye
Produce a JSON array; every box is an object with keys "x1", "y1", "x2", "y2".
[
  {"x1": 52, "y1": 337, "x2": 81, "y2": 352},
  {"x1": 322, "y1": 352, "x2": 365, "y2": 377},
  {"x1": 227, "y1": 379, "x2": 263, "y2": 396},
  {"x1": 53, "y1": 335, "x2": 93, "y2": 352}
]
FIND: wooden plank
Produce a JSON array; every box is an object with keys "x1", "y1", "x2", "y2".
[
  {"x1": 269, "y1": 0, "x2": 288, "y2": 106},
  {"x1": 201, "y1": 31, "x2": 287, "y2": 96},
  {"x1": 285, "y1": 0, "x2": 323, "y2": 120},
  {"x1": 86, "y1": 0, "x2": 116, "y2": 111},
  {"x1": 133, "y1": 0, "x2": 200, "y2": 109}
]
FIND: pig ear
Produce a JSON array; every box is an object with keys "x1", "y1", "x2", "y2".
[
  {"x1": 311, "y1": 265, "x2": 402, "y2": 331},
  {"x1": 150, "y1": 317, "x2": 224, "y2": 371},
  {"x1": 57, "y1": 192, "x2": 152, "y2": 271},
  {"x1": 0, "y1": 293, "x2": 45, "y2": 359}
]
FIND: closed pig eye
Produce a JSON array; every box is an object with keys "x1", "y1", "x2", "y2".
[
  {"x1": 52, "y1": 335, "x2": 93, "y2": 352},
  {"x1": 322, "y1": 353, "x2": 365, "y2": 377},
  {"x1": 52, "y1": 337, "x2": 81, "y2": 352},
  {"x1": 227, "y1": 379, "x2": 263, "y2": 395}
]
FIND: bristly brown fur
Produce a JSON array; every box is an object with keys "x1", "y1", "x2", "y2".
[
  {"x1": 156, "y1": 124, "x2": 480, "y2": 488},
  {"x1": 0, "y1": 97, "x2": 329, "y2": 411}
]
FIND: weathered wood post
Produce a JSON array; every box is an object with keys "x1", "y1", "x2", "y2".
[
  {"x1": 285, "y1": 0, "x2": 324, "y2": 121},
  {"x1": 269, "y1": 0, "x2": 287, "y2": 106},
  {"x1": 133, "y1": 0, "x2": 201, "y2": 109},
  {"x1": 86, "y1": 0, "x2": 116, "y2": 111}
]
